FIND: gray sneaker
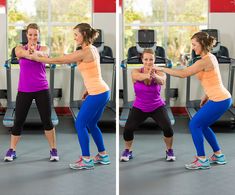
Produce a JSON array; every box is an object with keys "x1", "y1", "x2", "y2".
[
  {"x1": 69, "y1": 157, "x2": 94, "y2": 170},
  {"x1": 185, "y1": 157, "x2": 211, "y2": 170},
  {"x1": 209, "y1": 154, "x2": 227, "y2": 165}
]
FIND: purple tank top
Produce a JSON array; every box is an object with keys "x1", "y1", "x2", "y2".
[
  {"x1": 18, "y1": 45, "x2": 49, "y2": 92},
  {"x1": 133, "y1": 68, "x2": 165, "y2": 112}
]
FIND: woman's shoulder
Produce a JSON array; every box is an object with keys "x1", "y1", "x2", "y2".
[
  {"x1": 15, "y1": 45, "x2": 26, "y2": 50},
  {"x1": 132, "y1": 67, "x2": 142, "y2": 73},
  {"x1": 201, "y1": 53, "x2": 218, "y2": 70}
]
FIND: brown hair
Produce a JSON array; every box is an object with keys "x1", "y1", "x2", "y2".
[
  {"x1": 191, "y1": 31, "x2": 215, "y2": 53},
  {"x1": 142, "y1": 48, "x2": 155, "y2": 58},
  {"x1": 26, "y1": 23, "x2": 40, "y2": 33},
  {"x1": 74, "y1": 23, "x2": 99, "y2": 45}
]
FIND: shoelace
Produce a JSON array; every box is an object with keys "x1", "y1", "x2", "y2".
[
  {"x1": 122, "y1": 151, "x2": 129, "y2": 156},
  {"x1": 6, "y1": 150, "x2": 13, "y2": 156},
  {"x1": 94, "y1": 154, "x2": 101, "y2": 161},
  {"x1": 191, "y1": 157, "x2": 199, "y2": 164}
]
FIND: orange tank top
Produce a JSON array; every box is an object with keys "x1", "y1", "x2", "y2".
[
  {"x1": 195, "y1": 54, "x2": 231, "y2": 101},
  {"x1": 77, "y1": 60, "x2": 109, "y2": 95}
]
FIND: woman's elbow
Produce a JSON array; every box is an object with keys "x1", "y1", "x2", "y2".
[{"x1": 15, "y1": 51, "x2": 23, "y2": 58}]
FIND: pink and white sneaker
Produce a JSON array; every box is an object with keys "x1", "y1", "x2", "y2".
[{"x1": 69, "y1": 156, "x2": 94, "y2": 170}]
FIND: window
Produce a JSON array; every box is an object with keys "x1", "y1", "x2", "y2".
[
  {"x1": 7, "y1": 0, "x2": 92, "y2": 57},
  {"x1": 123, "y1": 0, "x2": 208, "y2": 65}
]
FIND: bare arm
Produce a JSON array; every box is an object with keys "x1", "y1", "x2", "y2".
[
  {"x1": 157, "y1": 59, "x2": 206, "y2": 78},
  {"x1": 131, "y1": 68, "x2": 151, "y2": 83},
  {"x1": 35, "y1": 46, "x2": 50, "y2": 57},
  {"x1": 15, "y1": 45, "x2": 50, "y2": 58},
  {"x1": 15, "y1": 46, "x2": 30, "y2": 58},
  {"x1": 26, "y1": 50, "x2": 84, "y2": 64},
  {"x1": 151, "y1": 70, "x2": 166, "y2": 85}
]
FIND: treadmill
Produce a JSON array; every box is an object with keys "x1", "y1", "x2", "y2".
[
  {"x1": 3, "y1": 30, "x2": 59, "y2": 127},
  {"x1": 69, "y1": 29, "x2": 116, "y2": 124},
  {"x1": 119, "y1": 29, "x2": 175, "y2": 127},
  {"x1": 186, "y1": 29, "x2": 235, "y2": 126},
  {"x1": 0, "y1": 89, "x2": 7, "y2": 114}
]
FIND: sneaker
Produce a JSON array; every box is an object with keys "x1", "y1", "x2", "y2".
[
  {"x1": 120, "y1": 149, "x2": 133, "y2": 162},
  {"x1": 185, "y1": 157, "x2": 211, "y2": 170},
  {"x1": 69, "y1": 156, "x2": 94, "y2": 170},
  {"x1": 209, "y1": 153, "x2": 227, "y2": 165},
  {"x1": 94, "y1": 153, "x2": 111, "y2": 165},
  {"x1": 166, "y1": 149, "x2": 176, "y2": 161},
  {"x1": 50, "y1": 148, "x2": 59, "y2": 161},
  {"x1": 4, "y1": 148, "x2": 17, "y2": 162}
]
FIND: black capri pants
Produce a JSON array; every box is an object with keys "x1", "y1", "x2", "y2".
[
  {"x1": 123, "y1": 106, "x2": 174, "y2": 141},
  {"x1": 12, "y1": 89, "x2": 54, "y2": 136}
]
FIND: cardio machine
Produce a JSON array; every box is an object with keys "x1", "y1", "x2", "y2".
[
  {"x1": 119, "y1": 29, "x2": 175, "y2": 127},
  {"x1": 3, "y1": 30, "x2": 59, "y2": 127},
  {"x1": 69, "y1": 29, "x2": 116, "y2": 124},
  {"x1": 186, "y1": 29, "x2": 235, "y2": 126}
]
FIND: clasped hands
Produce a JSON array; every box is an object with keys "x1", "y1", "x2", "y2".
[
  {"x1": 145, "y1": 67, "x2": 161, "y2": 80},
  {"x1": 26, "y1": 44, "x2": 47, "y2": 60}
]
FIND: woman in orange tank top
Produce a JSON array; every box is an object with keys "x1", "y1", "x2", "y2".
[
  {"x1": 156, "y1": 31, "x2": 232, "y2": 170},
  {"x1": 26, "y1": 23, "x2": 111, "y2": 170}
]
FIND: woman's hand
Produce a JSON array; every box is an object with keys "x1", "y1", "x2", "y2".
[
  {"x1": 81, "y1": 90, "x2": 88, "y2": 100},
  {"x1": 143, "y1": 72, "x2": 152, "y2": 85},
  {"x1": 150, "y1": 69, "x2": 166, "y2": 85},
  {"x1": 34, "y1": 50, "x2": 48, "y2": 57},
  {"x1": 150, "y1": 69, "x2": 157, "y2": 79},
  {"x1": 24, "y1": 51, "x2": 38, "y2": 61},
  {"x1": 200, "y1": 95, "x2": 209, "y2": 107},
  {"x1": 28, "y1": 44, "x2": 36, "y2": 54}
]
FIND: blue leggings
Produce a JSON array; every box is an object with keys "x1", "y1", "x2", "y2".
[
  {"x1": 189, "y1": 98, "x2": 232, "y2": 156},
  {"x1": 75, "y1": 90, "x2": 110, "y2": 156}
]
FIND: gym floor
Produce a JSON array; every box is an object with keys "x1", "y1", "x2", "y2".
[
  {"x1": 119, "y1": 116, "x2": 235, "y2": 195},
  {"x1": 0, "y1": 116, "x2": 116, "y2": 195}
]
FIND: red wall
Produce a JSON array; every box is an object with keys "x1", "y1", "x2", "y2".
[
  {"x1": 93, "y1": 0, "x2": 116, "y2": 13},
  {"x1": 210, "y1": 0, "x2": 235, "y2": 12},
  {"x1": 0, "y1": 0, "x2": 6, "y2": 6}
]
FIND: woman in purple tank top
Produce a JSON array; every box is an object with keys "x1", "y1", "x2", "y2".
[
  {"x1": 4, "y1": 23, "x2": 59, "y2": 162},
  {"x1": 120, "y1": 49, "x2": 176, "y2": 162}
]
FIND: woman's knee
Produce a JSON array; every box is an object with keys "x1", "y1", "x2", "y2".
[
  {"x1": 11, "y1": 121, "x2": 24, "y2": 135},
  {"x1": 123, "y1": 125, "x2": 134, "y2": 141},
  {"x1": 189, "y1": 118, "x2": 200, "y2": 133},
  {"x1": 87, "y1": 123, "x2": 98, "y2": 132},
  {"x1": 75, "y1": 117, "x2": 87, "y2": 132},
  {"x1": 11, "y1": 127, "x2": 22, "y2": 136},
  {"x1": 44, "y1": 122, "x2": 54, "y2": 131},
  {"x1": 163, "y1": 129, "x2": 174, "y2": 137}
]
